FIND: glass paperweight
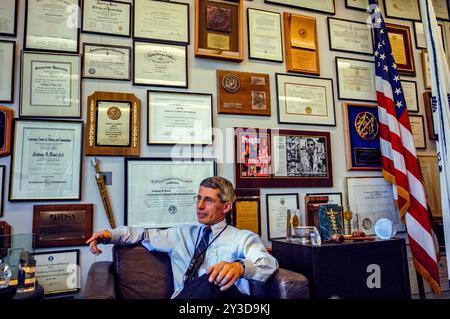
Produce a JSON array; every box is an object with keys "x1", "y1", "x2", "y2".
[
  {"x1": 374, "y1": 218, "x2": 397, "y2": 239},
  {"x1": 0, "y1": 259, "x2": 12, "y2": 288}
]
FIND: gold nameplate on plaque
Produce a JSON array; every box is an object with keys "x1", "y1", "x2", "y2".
[
  {"x1": 207, "y1": 33, "x2": 230, "y2": 51},
  {"x1": 290, "y1": 14, "x2": 316, "y2": 50}
]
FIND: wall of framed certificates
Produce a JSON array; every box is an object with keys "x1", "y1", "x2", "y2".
[{"x1": 0, "y1": 0, "x2": 445, "y2": 297}]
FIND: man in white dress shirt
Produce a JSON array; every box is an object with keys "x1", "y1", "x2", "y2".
[{"x1": 86, "y1": 176, "x2": 278, "y2": 299}]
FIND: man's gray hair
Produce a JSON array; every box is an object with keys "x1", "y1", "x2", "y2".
[{"x1": 200, "y1": 176, "x2": 236, "y2": 202}]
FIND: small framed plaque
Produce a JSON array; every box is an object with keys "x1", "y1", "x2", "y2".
[
  {"x1": 32, "y1": 204, "x2": 93, "y2": 248},
  {"x1": 0, "y1": 0, "x2": 18, "y2": 37},
  {"x1": 345, "y1": 0, "x2": 368, "y2": 11},
  {"x1": 414, "y1": 22, "x2": 444, "y2": 50},
  {"x1": 336, "y1": 57, "x2": 376, "y2": 102},
  {"x1": 85, "y1": 91, "x2": 140, "y2": 156},
  {"x1": 418, "y1": 155, "x2": 442, "y2": 217},
  {"x1": 195, "y1": 0, "x2": 244, "y2": 62},
  {"x1": 383, "y1": 0, "x2": 421, "y2": 21},
  {"x1": 0, "y1": 40, "x2": 15, "y2": 103},
  {"x1": 0, "y1": 166, "x2": 4, "y2": 217},
  {"x1": 386, "y1": 23, "x2": 416, "y2": 76},
  {"x1": 82, "y1": 0, "x2": 131, "y2": 38},
  {"x1": 0, "y1": 106, "x2": 13, "y2": 157},
  {"x1": 217, "y1": 70, "x2": 271, "y2": 116},
  {"x1": 20, "y1": 51, "x2": 82, "y2": 118},
  {"x1": 328, "y1": 17, "x2": 373, "y2": 55},
  {"x1": 401, "y1": 80, "x2": 419, "y2": 112},
  {"x1": 409, "y1": 114, "x2": 427, "y2": 149},
  {"x1": 266, "y1": 193, "x2": 300, "y2": 240},
  {"x1": 34, "y1": 249, "x2": 80, "y2": 296},
  {"x1": 232, "y1": 189, "x2": 261, "y2": 235},
  {"x1": 82, "y1": 43, "x2": 131, "y2": 81},
  {"x1": 264, "y1": 0, "x2": 335, "y2": 15},
  {"x1": 423, "y1": 91, "x2": 436, "y2": 140},
  {"x1": 422, "y1": 50, "x2": 432, "y2": 89},
  {"x1": 24, "y1": 0, "x2": 80, "y2": 53},
  {"x1": 343, "y1": 102, "x2": 381, "y2": 170}
]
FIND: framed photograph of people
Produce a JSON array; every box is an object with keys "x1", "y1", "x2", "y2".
[
  {"x1": 346, "y1": 176, "x2": 405, "y2": 234},
  {"x1": 125, "y1": 158, "x2": 216, "y2": 228},
  {"x1": 34, "y1": 249, "x2": 80, "y2": 296},
  {"x1": 0, "y1": 40, "x2": 15, "y2": 103},
  {"x1": 195, "y1": 0, "x2": 244, "y2": 62},
  {"x1": 32, "y1": 204, "x2": 93, "y2": 248},
  {"x1": 20, "y1": 52, "x2": 82, "y2": 118},
  {"x1": 423, "y1": 91, "x2": 437, "y2": 140},
  {"x1": 409, "y1": 114, "x2": 427, "y2": 149},
  {"x1": 276, "y1": 73, "x2": 336, "y2": 126},
  {"x1": 264, "y1": 0, "x2": 335, "y2": 15},
  {"x1": 266, "y1": 193, "x2": 299, "y2": 240},
  {"x1": 148, "y1": 91, "x2": 213, "y2": 145},
  {"x1": 134, "y1": 0, "x2": 189, "y2": 44},
  {"x1": 85, "y1": 91, "x2": 140, "y2": 156},
  {"x1": 9, "y1": 119, "x2": 83, "y2": 201},
  {"x1": 247, "y1": 8, "x2": 283, "y2": 62},
  {"x1": 414, "y1": 22, "x2": 444, "y2": 49},
  {"x1": 0, "y1": 107, "x2": 13, "y2": 157},
  {"x1": 336, "y1": 57, "x2": 376, "y2": 102},
  {"x1": 24, "y1": 0, "x2": 80, "y2": 53},
  {"x1": 343, "y1": 103, "x2": 382, "y2": 170},
  {"x1": 133, "y1": 41, "x2": 188, "y2": 88},
  {"x1": 432, "y1": 0, "x2": 450, "y2": 21},
  {"x1": 386, "y1": 23, "x2": 416, "y2": 76},
  {"x1": 383, "y1": 0, "x2": 421, "y2": 21},
  {"x1": 401, "y1": 80, "x2": 419, "y2": 112},
  {"x1": 82, "y1": 0, "x2": 131, "y2": 38},
  {"x1": 82, "y1": 43, "x2": 131, "y2": 81},
  {"x1": 0, "y1": 166, "x2": 4, "y2": 217},
  {"x1": 232, "y1": 189, "x2": 261, "y2": 235},
  {"x1": 0, "y1": 0, "x2": 18, "y2": 37},
  {"x1": 345, "y1": 0, "x2": 368, "y2": 11},
  {"x1": 327, "y1": 18, "x2": 373, "y2": 55}
]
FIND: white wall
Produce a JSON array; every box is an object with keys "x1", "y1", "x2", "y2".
[{"x1": 0, "y1": 0, "x2": 439, "y2": 297}]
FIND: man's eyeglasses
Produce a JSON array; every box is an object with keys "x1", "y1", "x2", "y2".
[{"x1": 194, "y1": 195, "x2": 225, "y2": 205}]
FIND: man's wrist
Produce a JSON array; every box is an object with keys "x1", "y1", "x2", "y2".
[
  {"x1": 101, "y1": 230, "x2": 112, "y2": 244},
  {"x1": 235, "y1": 259, "x2": 246, "y2": 277}
]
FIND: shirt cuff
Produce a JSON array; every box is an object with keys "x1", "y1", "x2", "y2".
[{"x1": 109, "y1": 229, "x2": 122, "y2": 244}]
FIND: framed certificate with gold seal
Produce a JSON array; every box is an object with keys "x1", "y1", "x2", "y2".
[
  {"x1": 336, "y1": 57, "x2": 376, "y2": 102},
  {"x1": 386, "y1": 23, "x2": 416, "y2": 76}
]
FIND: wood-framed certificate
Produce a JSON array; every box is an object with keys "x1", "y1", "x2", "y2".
[
  {"x1": 133, "y1": 41, "x2": 188, "y2": 88},
  {"x1": 0, "y1": 0, "x2": 18, "y2": 37},
  {"x1": 409, "y1": 114, "x2": 427, "y2": 149},
  {"x1": 327, "y1": 17, "x2": 373, "y2": 55},
  {"x1": 232, "y1": 189, "x2": 261, "y2": 235},
  {"x1": 247, "y1": 8, "x2": 283, "y2": 62},
  {"x1": 32, "y1": 204, "x2": 93, "y2": 248},
  {"x1": 82, "y1": 0, "x2": 131, "y2": 37},
  {"x1": 401, "y1": 80, "x2": 419, "y2": 112},
  {"x1": 432, "y1": 0, "x2": 450, "y2": 21},
  {"x1": 0, "y1": 40, "x2": 15, "y2": 103},
  {"x1": 383, "y1": 0, "x2": 421, "y2": 21},
  {"x1": 9, "y1": 119, "x2": 83, "y2": 201},
  {"x1": 345, "y1": 0, "x2": 368, "y2": 11},
  {"x1": 125, "y1": 158, "x2": 216, "y2": 228},
  {"x1": 264, "y1": 0, "x2": 335, "y2": 15},
  {"x1": 82, "y1": 43, "x2": 131, "y2": 81},
  {"x1": 20, "y1": 52, "x2": 81, "y2": 118},
  {"x1": 24, "y1": 0, "x2": 80, "y2": 53},
  {"x1": 85, "y1": 91, "x2": 140, "y2": 156},
  {"x1": 336, "y1": 57, "x2": 376, "y2": 102},
  {"x1": 134, "y1": 0, "x2": 189, "y2": 44},
  {"x1": 34, "y1": 249, "x2": 80, "y2": 296},
  {"x1": 147, "y1": 90, "x2": 213, "y2": 145},
  {"x1": 276, "y1": 73, "x2": 336, "y2": 126},
  {"x1": 0, "y1": 106, "x2": 13, "y2": 157},
  {"x1": 266, "y1": 193, "x2": 299, "y2": 240}
]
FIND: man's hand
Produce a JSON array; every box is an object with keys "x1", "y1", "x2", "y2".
[
  {"x1": 86, "y1": 230, "x2": 112, "y2": 255},
  {"x1": 206, "y1": 261, "x2": 244, "y2": 291}
]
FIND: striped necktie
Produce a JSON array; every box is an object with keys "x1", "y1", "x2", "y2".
[{"x1": 184, "y1": 226, "x2": 212, "y2": 282}]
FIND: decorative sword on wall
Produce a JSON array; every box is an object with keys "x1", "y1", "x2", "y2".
[{"x1": 91, "y1": 157, "x2": 116, "y2": 229}]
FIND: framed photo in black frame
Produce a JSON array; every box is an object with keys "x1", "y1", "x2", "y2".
[
  {"x1": 0, "y1": 40, "x2": 15, "y2": 103},
  {"x1": 0, "y1": 0, "x2": 18, "y2": 37},
  {"x1": 266, "y1": 193, "x2": 299, "y2": 240}
]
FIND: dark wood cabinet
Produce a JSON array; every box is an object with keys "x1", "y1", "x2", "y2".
[{"x1": 272, "y1": 238, "x2": 411, "y2": 299}]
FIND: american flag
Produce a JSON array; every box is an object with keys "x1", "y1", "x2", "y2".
[{"x1": 369, "y1": 0, "x2": 441, "y2": 294}]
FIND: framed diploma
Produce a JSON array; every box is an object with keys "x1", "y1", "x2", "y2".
[
  {"x1": 235, "y1": 128, "x2": 333, "y2": 188},
  {"x1": 423, "y1": 91, "x2": 437, "y2": 140},
  {"x1": 85, "y1": 91, "x2": 140, "y2": 156},
  {"x1": 148, "y1": 90, "x2": 213, "y2": 145},
  {"x1": 125, "y1": 158, "x2": 216, "y2": 228},
  {"x1": 414, "y1": 22, "x2": 444, "y2": 49},
  {"x1": 82, "y1": 0, "x2": 131, "y2": 37},
  {"x1": 133, "y1": 41, "x2": 188, "y2": 88},
  {"x1": 134, "y1": 0, "x2": 189, "y2": 44},
  {"x1": 0, "y1": 106, "x2": 13, "y2": 157},
  {"x1": 418, "y1": 155, "x2": 442, "y2": 217},
  {"x1": 266, "y1": 193, "x2": 299, "y2": 240},
  {"x1": 32, "y1": 204, "x2": 93, "y2": 248},
  {"x1": 345, "y1": 0, "x2": 368, "y2": 11},
  {"x1": 34, "y1": 249, "x2": 80, "y2": 296},
  {"x1": 0, "y1": 166, "x2": 4, "y2": 217},
  {"x1": 24, "y1": 0, "x2": 80, "y2": 53},
  {"x1": 346, "y1": 176, "x2": 405, "y2": 234},
  {"x1": 422, "y1": 50, "x2": 432, "y2": 89},
  {"x1": 82, "y1": 43, "x2": 131, "y2": 81},
  {"x1": 9, "y1": 119, "x2": 83, "y2": 201},
  {"x1": 0, "y1": 0, "x2": 18, "y2": 37},
  {"x1": 432, "y1": 0, "x2": 450, "y2": 21},
  {"x1": 343, "y1": 103, "x2": 382, "y2": 170},
  {"x1": 217, "y1": 70, "x2": 271, "y2": 116},
  {"x1": 383, "y1": 0, "x2": 421, "y2": 21},
  {"x1": 401, "y1": 80, "x2": 419, "y2": 112},
  {"x1": 386, "y1": 23, "x2": 416, "y2": 76},
  {"x1": 409, "y1": 114, "x2": 427, "y2": 149},
  {"x1": 264, "y1": 0, "x2": 335, "y2": 15},
  {"x1": 232, "y1": 189, "x2": 261, "y2": 235},
  {"x1": 327, "y1": 18, "x2": 373, "y2": 55},
  {"x1": 275, "y1": 73, "x2": 336, "y2": 126},
  {"x1": 20, "y1": 52, "x2": 82, "y2": 118},
  {"x1": 0, "y1": 40, "x2": 15, "y2": 103},
  {"x1": 336, "y1": 57, "x2": 376, "y2": 102},
  {"x1": 247, "y1": 8, "x2": 283, "y2": 62},
  {"x1": 195, "y1": 0, "x2": 244, "y2": 62}
]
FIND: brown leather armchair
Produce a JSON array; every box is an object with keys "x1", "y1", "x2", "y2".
[{"x1": 82, "y1": 245, "x2": 309, "y2": 299}]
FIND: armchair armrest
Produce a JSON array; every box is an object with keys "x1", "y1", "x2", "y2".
[
  {"x1": 250, "y1": 268, "x2": 309, "y2": 299},
  {"x1": 82, "y1": 261, "x2": 116, "y2": 299}
]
